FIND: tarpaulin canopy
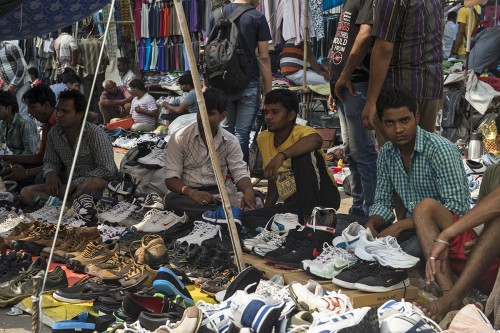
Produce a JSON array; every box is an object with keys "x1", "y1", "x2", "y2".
[{"x1": 0, "y1": 0, "x2": 109, "y2": 41}]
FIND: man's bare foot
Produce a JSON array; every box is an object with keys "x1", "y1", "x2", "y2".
[{"x1": 416, "y1": 295, "x2": 463, "y2": 323}]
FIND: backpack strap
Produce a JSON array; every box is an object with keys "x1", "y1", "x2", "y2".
[{"x1": 227, "y1": 4, "x2": 254, "y2": 23}]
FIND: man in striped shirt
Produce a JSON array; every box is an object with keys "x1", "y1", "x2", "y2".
[
  {"x1": 0, "y1": 41, "x2": 29, "y2": 115},
  {"x1": 279, "y1": 40, "x2": 329, "y2": 86},
  {"x1": 366, "y1": 88, "x2": 469, "y2": 258},
  {"x1": 362, "y1": 0, "x2": 444, "y2": 134}
]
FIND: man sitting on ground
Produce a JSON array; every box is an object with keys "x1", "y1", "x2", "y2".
[
  {"x1": 161, "y1": 73, "x2": 199, "y2": 122},
  {"x1": 51, "y1": 68, "x2": 81, "y2": 98},
  {"x1": 99, "y1": 79, "x2": 133, "y2": 124},
  {"x1": 0, "y1": 91, "x2": 39, "y2": 156},
  {"x1": 0, "y1": 86, "x2": 57, "y2": 185},
  {"x1": 20, "y1": 90, "x2": 117, "y2": 205},
  {"x1": 128, "y1": 79, "x2": 159, "y2": 132},
  {"x1": 241, "y1": 89, "x2": 340, "y2": 230},
  {"x1": 418, "y1": 115, "x2": 500, "y2": 324},
  {"x1": 117, "y1": 57, "x2": 136, "y2": 89},
  {"x1": 164, "y1": 88, "x2": 256, "y2": 220},
  {"x1": 365, "y1": 87, "x2": 470, "y2": 258}
]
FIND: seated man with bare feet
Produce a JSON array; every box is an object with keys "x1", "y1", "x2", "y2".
[{"x1": 417, "y1": 115, "x2": 500, "y2": 325}]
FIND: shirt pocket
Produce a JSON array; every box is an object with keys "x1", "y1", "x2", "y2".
[{"x1": 76, "y1": 144, "x2": 93, "y2": 167}]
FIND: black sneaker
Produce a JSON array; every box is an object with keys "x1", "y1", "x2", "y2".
[
  {"x1": 223, "y1": 266, "x2": 262, "y2": 301},
  {"x1": 264, "y1": 228, "x2": 307, "y2": 264},
  {"x1": 306, "y1": 207, "x2": 337, "y2": 234},
  {"x1": 331, "y1": 260, "x2": 379, "y2": 289},
  {"x1": 274, "y1": 229, "x2": 334, "y2": 269},
  {"x1": 173, "y1": 243, "x2": 202, "y2": 268},
  {"x1": 0, "y1": 251, "x2": 32, "y2": 283},
  {"x1": 353, "y1": 265, "x2": 410, "y2": 292}
]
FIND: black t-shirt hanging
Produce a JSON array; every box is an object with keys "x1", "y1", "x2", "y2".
[{"x1": 329, "y1": 0, "x2": 373, "y2": 85}]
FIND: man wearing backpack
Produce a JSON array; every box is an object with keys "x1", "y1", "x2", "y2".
[{"x1": 206, "y1": 0, "x2": 273, "y2": 163}]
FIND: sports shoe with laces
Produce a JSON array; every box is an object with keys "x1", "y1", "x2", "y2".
[
  {"x1": 132, "y1": 234, "x2": 168, "y2": 268},
  {"x1": 67, "y1": 240, "x2": 120, "y2": 273},
  {"x1": 0, "y1": 252, "x2": 32, "y2": 283},
  {"x1": 0, "y1": 266, "x2": 68, "y2": 298},
  {"x1": 307, "y1": 307, "x2": 375, "y2": 333},
  {"x1": 138, "y1": 192, "x2": 164, "y2": 211},
  {"x1": 306, "y1": 206, "x2": 337, "y2": 234},
  {"x1": 98, "y1": 200, "x2": 139, "y2": 224},
  {"x1": 176, "y1": 221, "x2": 221, "y2": 245},
  {"x1": 85, "y1": 252, "x2": 133, "y2": 279},
  {"x1": 253, "y1": 232, "x2": 287, "y2": 257},
  {"x1": 118, "y1": 262, "x2": 157, "y2": 289},
  {"x1": 243, "y1": 229, "x2": 280, "y2": 252},
  {"x1": 108, "y1": 173, "x2": 140, "y2": 196},
  {"x1": 202, "y1": 205, "x2": 242, "y2": 225},
  {"x1": 70, "y1": 194, "x2": 97, "y2": 216},
  {"x1": 354, "y1": 265, "x2": 410, "y2": 292},
  {"x1": 333, "y1": 221, "x2": 366, "y2": 252},
  {"x1": 28, "y1": 199, "x2": 67, "y2": 223},
  {"x1": 9, "y1": 224, "x2": 63, "y2": 252},
  {"x1": 289, "y1": 285, "x2": 353, "y2": 313},
  {"x1": 354, "y1": 229, "x2": 420, "y2": 268},
  {"x1": 231, "y1": 291, "x2": 285, "y2": 333},
  {"x1": 138, "y1": 140, "x2": 168, "y2": 168},
  {"x1": 266, "y1": 213, "x2": 300, "y2": 233},
  {"x1": 156, "y1": 306, "x2": 202, "y2": 333},
  {"x1": 331, "y1": 259, "x2": 380, "y2": 289},
  {"x1": 378, "y1": 299, "x2": 442, "y2": 333},
  {"x1": 43, "y1": 226, "x2": 100, "y2": 262},
  {"x1": 0, "y1": 213, "x2": 30, "y2": 237},
  {"x1": 274, "y1": 228, "x2": 334, "y2": 269},
  {"x1": 255, "y1": 274, "x2": 285, "y2": 298},
  {"x1": 263, "y1": 228, "x2": 306, "y2": 263},
  {"x1": 98, "y1": 224, "x2": 128, "y2": 242},
  {"x1": 117, "y1": 209, "x2": 148, "y2": 228},
  {"x1": 4, "y1": 220, "x2": 41, "y2": 243},
  {"x1": 200, "y1": 269, "x2": 237, "y2": 296},
  {"x1": 197, "y1": 291, "x2": 244, "y2": 333},
  {"x1": 131, "y1": 209, "x2": 188, "y2": 233},
  {"x1": 302, "y1": 243, "x2": 357, "y2": 279}
]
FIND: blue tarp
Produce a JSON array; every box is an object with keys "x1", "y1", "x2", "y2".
[{"x1": 0, "y1": 0, "x2": 109, "y2": 41}]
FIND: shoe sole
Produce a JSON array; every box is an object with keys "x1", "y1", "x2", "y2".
[
  {"x1": 331, "y1": 277, "x2": 357, "y2": 289},
  {"x1": 274, "y1": 261, "x2": 302, "y2": 270},
  {"x1": 152, "y1": 280, "x2": 194, "y2": 306},
  {"x1": 354, "y1": 278, "x2": 410, "y2": 293},
  {"x1": 52, "y1": 293, "x2": 90, "y2": 304},
  {"x1": 304, "y1": 266, "x2": 335, "y2": 279}
]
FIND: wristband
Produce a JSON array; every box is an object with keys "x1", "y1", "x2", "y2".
[
  {"x1": 278, "y1": 151, "x2": 288, "y2": 160},
  {"x1": 433, "y1": 238, "x2": 451, "y2": 246}
]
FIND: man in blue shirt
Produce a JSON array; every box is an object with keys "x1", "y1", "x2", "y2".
[{"x1": 365, "y1": 88, "x2": 470, "y2": 258}]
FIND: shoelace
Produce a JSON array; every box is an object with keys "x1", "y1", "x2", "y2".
[
  {"x1": 81, "y1": 242, "x2": 102, "y2": 258},
  {"x1": 387, "y1": 299, "x2": 443, "y2": 332},
  {"x1": 196, "y1": 299, "x2": 231, "y2": 331}
]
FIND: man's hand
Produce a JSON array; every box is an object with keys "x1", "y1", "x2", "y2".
[
  {"x1": 426, "y1": 240, "x2": 450, "y2": 285},
  {"x1": 464, "y1": 239, "x2": 476, "y2": 257},
  {"x1": 334, "y1": 75, "x2": 356, "y2": 102},
  {"x1": 102, "y1": 99, "x2": 111, "y2": 106},
  {"x1": 362, "y1": 102, "x2": 377, "y2": 130},
  {"x1": 2, "y1": 166, "x2": 28, "y2": 181},
  {"x1": 377, "y1": 223, "x2": 403, "y2": 238},
  {"x1": 190, "y1": 190, "x2": 215, "y2": 206},
  {"x1": 7, "y1": 85, "x2": 16, "y2": 95},
  {"x1": 135, "y1": 105, "x2": 144, "y2": 114},
  {"x1": 241, "y1": 189, "x2": 256, "y2": 210},
  {"x1": 45, "y1": 172, "x2": 62, "y2": 197},
  {"x1": 264, "y1": 153, "x2": 286, "y2": 180}
]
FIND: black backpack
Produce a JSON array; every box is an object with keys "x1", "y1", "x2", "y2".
[{"x1": 204, "y1": 4, "x2": 253, "y2": 96}]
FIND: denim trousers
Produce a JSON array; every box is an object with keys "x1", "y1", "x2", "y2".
[
  {"x1": 286, "y1": 70, "x2": 329, "y2": 86},
  {"x1": 337, "y1": 81, "x2": 377, "y2": 216},
  {"x1": 223, "y1": 81, "x2": 260, "y2": 163}
]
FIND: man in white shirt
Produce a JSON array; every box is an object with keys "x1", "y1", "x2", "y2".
[
  {"x1": 117, "y1": 57, "x2": 136, "y2": 89},
  {"x1": 51, "y1": 26, "x2": 78, "y2": 80},
  {"x1": 443, "y1": 11, "x2": 457, "y2": 59}
]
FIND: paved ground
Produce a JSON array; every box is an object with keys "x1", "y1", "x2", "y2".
[{"x1": 0, "y1": 149, "x2": 353, "y2": 332}]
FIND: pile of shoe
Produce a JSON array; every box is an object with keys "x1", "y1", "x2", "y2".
[{"x1": 301, "y1": 222, "x2": 419, "y2": 292}]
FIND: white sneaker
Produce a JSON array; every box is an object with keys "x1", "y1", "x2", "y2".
[
  {"x1": 138, "y1": 140, "x2": 167, "y2": 167},
  {"x1": 252, "y1": 233, "x2": 287, "y2": 257},
  {"x1": 255, "y1": 274, "x2": 285, "y2": 298},
  {"x1": 378, "y1": 299, "x2": 442, "y2": 333},
  {"x1": 0, "y1": 191, "x2": 14, "y2": 202},
  {"x1": 132, "y1": 209, "x2": 188, "y2": 233},
  {"x1": 98, "y1": 200, "x2": 139, "y2": 224},
  {"x1": 306, "y1": 207, "x2": 337, "y2": 234},
  {"x1": 333, "y1": 222, "x2": 366, "y2": 252},
  {"x1": 267, "y1": 213, "x2": 300, "y2": 233},
  {"x1": 243, "y1": 229, "x2": 280, "y2": 252},
  {"x1": 28, "y1": 203, "x2": 66, "y2": 223},
  {"x1": 308, "y1": 307, "x2": 374, "y2": 332},
  {"x1": 0, "y1": 213, "x2": 29, "y2": 237},
  {"x1": 302, "y1": 243, "x2": 357, "y2": 279},
  {"x1": 98, "y1": 224, "x2": 128, "y2": 242},
  {"x1": 176, "y1": 221, "x2": 221, "y2": 245},
  {"x1": 197, "y1": 290, "x2": 246, "y2": 333},
  {"x1": 354, "y1": 230, "x2": 420, "y2": 269},
  {"x1": 289, "y1": 284, "x2": 352, "y2": 313},
  {"x1": 138, "y1": 192, "x2": 164, "y2": 210}
]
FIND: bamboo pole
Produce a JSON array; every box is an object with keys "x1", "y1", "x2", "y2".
[
  {"x1": 172, "y1": 0, "x2": 245, "y2": 272},
  {"x1": 31, "y1": 275, "x2": 42, "y2": 333},
  {"x1": 302, "y1": 0, "x2": 309, "y2": 91}
]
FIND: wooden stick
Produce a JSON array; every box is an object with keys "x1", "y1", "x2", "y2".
[
  {"x1": 173, "y1": 0, "x2": 246, "y2": 272},
  {"x1": 32, "y1": 275, "x2": 42, "y2": 333},
  {"x1": 302, "y1": 0, "x2": 309, "y2": 91}
]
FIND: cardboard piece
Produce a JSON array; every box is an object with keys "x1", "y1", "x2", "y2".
[{"x1": 244, "y1": 253, "x2": 419, "y2": 308}]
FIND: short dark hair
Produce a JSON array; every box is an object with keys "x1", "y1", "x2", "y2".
[
  {"x1": 129, "y1": 78, "x2": 146, "y2": 91},
  {"x1": 117, "y1": 57, "x2": 130, "y2": 65},
  {"x1": 376, "y1": 87, "x2": 417, "y2": 119},
  {"x1": 28, "y1": 67, "x2": 39, "y2": 77},
  {"x1": 264, "y1": 89, "x2": 300, "y2": 114},
  {"x1": 0, "y1": 91, "x2": 19, "y2": 114},
  {"x1": 58, "y1": 89, "x2": 86, "y2": 113},
  {"x1": 61, "y1": 25, "x2": 73, "y2": 34},
  {"x1": 23, "y1": 85, "x2": 57, "y2": 107},
  {"x1": 178, "y1": 73, "x2": 194, "y2": 87},
  {"x1": 61, "y1": 68, "x2": 81, "y2": 85},
  {"x1": 447, "y1": 11, "x2": 457, "y2": 20},
  {"x1": 204, "y1": 88, "x2": 227, "y2": 113}
]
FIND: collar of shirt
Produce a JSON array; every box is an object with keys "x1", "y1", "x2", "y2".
[
  {"x1": 53, "y1": 121, "x2": 89, "y2": 137},
  {"x1": 192, "y1": 122, "x2": 225, "y2": 147},
  {"x1": 386, "y1": 126, "x2": 425, "y2": 156},
  {"x1": 1, "y1": 113, "x2": 22, "y2": 130}
]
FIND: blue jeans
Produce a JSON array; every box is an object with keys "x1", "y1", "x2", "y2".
[
  {"x1": 223, "y1": 81, "x2": 260, "y2": 163},
  {"x1": 337, "y1": 81, "x2": 377, "y2": 216}
]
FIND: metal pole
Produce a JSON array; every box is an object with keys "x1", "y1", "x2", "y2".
[{"x1": 172, "y1": 0, "x2": 246, "y2": 272}]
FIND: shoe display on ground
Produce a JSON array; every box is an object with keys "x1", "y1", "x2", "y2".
[
  {"x1": 41, "y1": 226, "x2": 100, "y2": 262},
  {"x1": 118, "y1": 262, "x2": 156, "y2": 289},
  {"x1": 0, "y1": 266, "x2": 68, "y2": 298},
  {"x1": 67, "y1": 240, "x2": 120, "y2": 273},
  {"x1": 263, "y1": 228, "x2": 305, "y2": 263},
  {"x1": 138, "y1": 192, "x2": 164, "y2": 211},
  {"x1": 98, "y1": 224, "x2": 128, "y2": 242},
  {"x1": 302, "y1": 243, "x2": 357, "y2": 279},
  {"x1": 51, "y1": 311, "x2": 115, "y2": 333},
  {"x1": 138, "y1": 140, "x2": 168, "y2": 168},
  {"x1": 108, "y1": 173, "x2": 140, "y2": 196},
  {"x1": 133, "y1": 234, "x2": 168, "y2": 268},
  {"x1": 354, "y1": 230, "x2": 420, "y2": 269},
  {"x1": 243, "y1": 229, "x2": 281, "y2": 253},
  {"x1": 378, "y1": 299, "x2": 441, "y2": 333},
  {"x1": 202, "y1": 205, "x2": 242, "y2": 225},
  {"x1": 175, "y1": 221, "x2": 221, "y2": 245},
  {"x1": 266, "y1": 213, "x2": 300, "y2": 233},
  {"x1": 354, "y1": 265, "x2": 410, "y2": 293},
  {"x1": 253, "y1": 232, "x2": 287, "y2": 257},
  {"x1": 27, "y1": 196, "x2": 66, "y2": 223},
  {"x1": 332, "y1": 222, "x2": 366, "y2": 252},
  {"x1": 0, "y1": 252, "x2": 32, "y2": 283},
  {"x1": 153, "y1": 267, "x2": 194, "y2": 306},
  {"x1": 231, "y1": 291, "x2": 285, "y2": 333},
  {"x1": 85, "y1": 253, "x2": 133, "y2": 280},
  {"x1": 331, "y1": 260, "x2": 380, "y2": 289},
  {"x1": 289, "y1": 284, "x2": 350, "y2": 313},
  {"x1": 98, "y1": 200, "x2": 140, "y2": 224},
  {"x1": 131, "y1": 209, "x2": 188, "y2": 233},
  {"x1": 306, "y1": 206, "x2": 337, "y2": 234},
  {"x1": 0, "y1": 213, "x2": 29, "y2": 237},
  {"x1": 307, "y1": 307, "x2": 375, "y2": 333}
]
